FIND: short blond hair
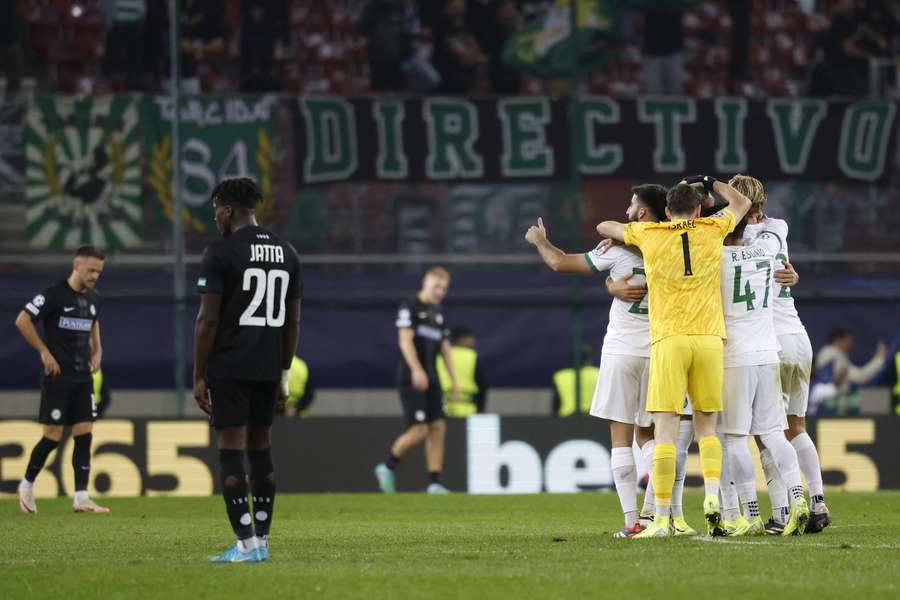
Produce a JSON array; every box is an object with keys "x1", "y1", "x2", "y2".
[
  {"x1": 728, "y1": 174, "x2": 767, "y2": 214},
  {"x1": 425, "y1": 266, "x2": 450, "y2": 280}
]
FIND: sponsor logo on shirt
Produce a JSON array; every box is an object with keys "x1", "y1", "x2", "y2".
[
  {"x1": 63, "y1": 306, "x2": 76, "y2": 312},
  {"x1": 58, "y1": 316, "x2": 93, "y2": 332}
]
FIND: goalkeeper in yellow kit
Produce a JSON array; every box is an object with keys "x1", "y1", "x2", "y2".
[{"x1": 597, "y1": 176, "x2": 751, "y2": 537}]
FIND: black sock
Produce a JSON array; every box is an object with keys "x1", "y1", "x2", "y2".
[
  {"x1": 428, "y1": 471, "x2": 441, "y2": 485},
  {"x1": 72, "y1": 433, "x2": 92, "y2": 492},
  {"x1": 386, "y1": 453, "x2": 401, "y2": 470},
  {"x1": 25, "y1": 437, "x2": 59, "y2": 483},
  {"x1": 219, "y1": 449, "x2": 253, "y2": 540},
  {"x1": 248, "y1": 448, "x2": 275, "y2": 538}
]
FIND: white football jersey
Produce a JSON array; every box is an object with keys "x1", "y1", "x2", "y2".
[
  {"x1": 585, "y1": 244, "x2": 650, "y2": 358},
  {"x1": 743, "y1": 218, "x2": 806, "y2": 335},
  {"x1": 721, "y1": 233, "x2": 782, "y2": 367}
]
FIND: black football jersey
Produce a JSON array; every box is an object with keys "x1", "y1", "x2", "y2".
[
  {"x1": 395, "y1": 296, "x2": 449, "y2": 385},
  {"x1": 23, "y1": 280, "x2": 100, "y2": 381},
  {"x1": 197, "y1": 226, "x2": 303, "y2": 382}
]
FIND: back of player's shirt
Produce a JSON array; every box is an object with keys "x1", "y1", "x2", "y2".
[
  {"x1": 198, "y1": 226, "x2": 303, "y2": 382},
  {"x1": 720, "y1": 232, "x2": 782, "y2": 367},
  {"x1": 623, "y1": 209, "x2": 736, "y2": 344},
  {"x1": 743, "y1": 218, "x2": 805, "y2": 335},
  {"x1": 584, "y1": 245, "x2": 650, "y2": 357}
]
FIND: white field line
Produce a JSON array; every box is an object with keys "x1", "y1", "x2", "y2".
[{"x1": 693, "y1": 537, "x2": 900, "y2": 550}]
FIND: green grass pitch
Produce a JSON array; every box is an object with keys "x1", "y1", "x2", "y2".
[{"x1": 5, "y1": 492, "x2": 899, "y2": 599}]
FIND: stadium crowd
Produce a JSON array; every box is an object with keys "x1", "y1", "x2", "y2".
[{"x1": 1, "y1": 0, "x2": 898, "y2": 97}]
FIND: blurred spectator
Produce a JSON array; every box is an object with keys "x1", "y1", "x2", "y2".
[
  {"x1": 433, "y1": 0, "x2": 487, "y2": 93},
  {"x1": 279, "y1": 356, "x2": 316, "y2": 418},
  {"x1": 102, "y1": 0, "x2": 147, "y2": 90},
  {"x1": 809, "y1": 0, "x2": 882, "y2": 96},
  {"x1": 437, "y1": 326, "x2": 488, "y2": 417},
  {"x1": 356, "y1": 0, "x2": 422, "y2": 92},
  {"x1": 239, "y1": 0, "x2": 289, "y2": 92},
  {"x1": 92, "y1": 368, "x2": 112, "y2": 418},
  {"x1": 179, "y1": 0, "x2": 226, "y2": 93},
  {"x1": 467, "y1": 0, "x2": 522, "y2": 93},
  {"x1": 552, "y1": 344, "x2": 599, "y2": 417},
  {"x1": 810, "y1": 329, "x2": 886, "y2": 415},
  {"x1": 727, "y1": 0, "x2": 751, "y2": 93},
  {"x1": 640, "y1": 3, "x2": 692, "y2": 94},
  {"x1": 0, "y1": 0, "x2": 23, "y2": 98}
]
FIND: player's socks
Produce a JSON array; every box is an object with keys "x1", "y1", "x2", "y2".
[
  {"x1": 24, "y1": 436, "x2": 59, "y2": 483},
  {"x1": 718, "y1": 439, "x2": 740, "y2": 521},
  {"x1": 760, "y1": 448, "x2": 788, "y2": 524},
  {"x1": 248, "y1": 448, "x2": 275, "y2": 539},
  {"x1": 639, "y1": 440, "x2": 656, "y2": 517},
  {"x1": 219, "y1": 449, "x2": 255, "y2": 540},
  {"x1": 671, "y1": 420, "x2": 691, "y2": 518},
  {"x1": 72, "y1": 433, "x2": 92, "y2": 493},
  {"x1": 697, "y1": 435, "x2": 722, "y2": 498},
  {"x1": 610, "y1": 447, "x2": 639, "y2": 527},
  {"x1": 650, "y1": 443, "x2": 676, "y2": 519},
  {"x1": 724, "y1": 434, "x2": 759, "y2": 519},
  {"x1": 760, "y1": 432, "x2": 804, "y2": 503},
  {"x1": 427, "y1": 471, "x2": 442, "y2": 485},
  {"x1": 791, "y1": 433, "x2": 825, "y2": 504},
  {"x1": 385, "y1": 453, "x2": 401, "y2": 471}
]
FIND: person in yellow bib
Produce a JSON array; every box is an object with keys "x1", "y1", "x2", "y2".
[
  {"x1": 551, "y1": 345, "x2": 599, "y2": 417},
  {"x1": 597, "y1": 176, "x2": 751, "y2": 538},
  {"x1": 282, "y1": 356, "x2": 315, "y2": 418},
  {"x1": 437, "y1": 327, "x2": 487, "y2": 417}
]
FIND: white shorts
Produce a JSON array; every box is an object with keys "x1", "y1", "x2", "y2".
[
  {"x1": 718, "y1": 364, "x2": 788, "y2": 436},
  {"x1": 589, "y1": 353, "x2": 652, "y2": 428},
  {"x1": 777, "y1": 332, "x2": 812, "y2": 417}
]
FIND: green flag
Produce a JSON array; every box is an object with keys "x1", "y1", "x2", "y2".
[
  {"x1": 142, "y1": 95, "x2": 278, "y2": 234},
  {"x1": 503, "y1": 0, "x2": 625, "y2": 76},
  {"x1": 24, "y1": 94, "x2": 143, "y2": 249}
]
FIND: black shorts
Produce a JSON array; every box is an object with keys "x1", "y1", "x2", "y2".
[
  {"x1": 208, "y1": 379, "x2": 279, "y2": 429},
  {"x1": 39, "y1": 379, "x2": 96, "y2": 425},
  {"x1": 399, "y1": 384, "x2": 445, "y2": 426}
]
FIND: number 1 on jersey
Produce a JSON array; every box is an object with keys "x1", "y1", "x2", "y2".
[{"x1": 680, "y1": 232, "x2": 693, "y2": 276}]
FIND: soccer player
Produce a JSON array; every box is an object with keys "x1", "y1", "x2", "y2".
[
  {"x1": 525, "y1": 185, "x2": 698, "y2": 537},
  {"x1": 717, "y1": 214, "x2": 810, "y2": 536},
  {"x1": 375, "y1": 267, "x2": 459, "y2": 494},
  {"x1": 15, "y1": 246, "x2": 109, "y2": 514},
  {"x1": 194, "y1": 178, "x2": 302, "y2": 563},
  {"x1": 597, "y1": 176, "x2": 751, "y2": 538},
  {"x1": 738, "y1": 175, "x2": 833, "y2": 532}
]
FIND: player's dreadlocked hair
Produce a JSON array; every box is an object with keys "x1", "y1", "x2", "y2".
[
  {"x1": 211, "y1": 177, "x2": 262, "y2": 210},
  {"x1": 728, "y1": 174, "x2": 767, "y2": 215}
]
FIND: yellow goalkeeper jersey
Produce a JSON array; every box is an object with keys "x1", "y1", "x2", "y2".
[{"x1": 623, "y1": 208, "x2": 737, "y2": 344}]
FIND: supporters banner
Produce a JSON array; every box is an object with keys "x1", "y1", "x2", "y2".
[
  {"x1": 502, "y1": 0, "x2": 626, "y2": 76},
  {"x1": 1, "y1": 416, "x2": 896, "y2": 497},
  {"x1": 293, "y1": 97, "x2": 898, "y2": 185},
  {"x1": 23, "y1": 94, "x2": 143, "y2": 249},
  {"x1": 142, "y1": 95, "x2": 278, "y2": 234}
]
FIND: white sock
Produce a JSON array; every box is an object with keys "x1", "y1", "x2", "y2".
[
  {"x1": 791, "y1": 433, "x2": 824, "y2": 499},
  {"x1": 256, "y1": 535, "x2": 269, "y2": 548},
  {"x1": 671, "y1": 420, "x2": 693, "y2": 518},
  {"x1": 238, "y1": 537, "x2": 259, "y2": 552},
  {"x1": 760, "y1": 448, "x2": 788, "y2": 523},
  {"x1": 74, "y1": 490, "x2": 89, "y2": 503},
  {"x1": 760, "y1": 432, "x2": 803, "y2": 492},
  {"x1": 640, "y1": 440, "x2": 655, "y2": 516},
  {"x1": 20, "y1": 479, "x2": 33, "y2": 490},
  {"x1": 719, "y1": 438, "x2": 741, "y2": 521},
  {"x1": 725, "y1": 434, "x2": 758, "y2": 518},
  {"x1": 611, "y1": 447, "x2": 638, "y2": 527}
]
